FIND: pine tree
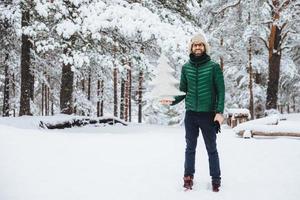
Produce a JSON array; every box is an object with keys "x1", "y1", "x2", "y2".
[{"x1": 148, "y1": 55, "x2": 185, "y2": 101}]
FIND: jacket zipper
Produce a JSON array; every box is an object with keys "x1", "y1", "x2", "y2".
[{"x1": 196, "y1": 66, "x2": 199, "y2": 110}]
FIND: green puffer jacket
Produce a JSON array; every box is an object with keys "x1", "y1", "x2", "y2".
[{"x1": 171, "y1": 56, "x2": 225, "y2": 113}]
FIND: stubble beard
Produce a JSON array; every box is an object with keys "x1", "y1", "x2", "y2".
[{"x1": 193, "y1": 50, "x2": 204, "y2": 57}]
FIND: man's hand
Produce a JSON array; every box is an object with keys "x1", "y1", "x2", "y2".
[
  {"x1": 214, "y1": 113, "x2": 224, "y2": 124},
  {"x1": 213, "y1": 121, "x2": 221, "y2": 134},
  {"x1": 159, "y1": 99, "x2": 173, "y2": 105}
]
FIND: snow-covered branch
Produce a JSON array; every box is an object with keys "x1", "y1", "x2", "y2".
[
  {"x1": 255, "y1": 36, "x2": 269, "y2": 50},
  {"x1": 266, "y1": 0, "x2": 275, "y2": 10},
  {"x1": 211, "y1": 0, "x2": 241, "y2": 15},
  {"x1": 278, "y1": 0, "x2": 293, "y2": 12}
]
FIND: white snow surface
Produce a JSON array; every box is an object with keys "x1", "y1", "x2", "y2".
[{"x1": 1, "y1": 115, "x2": 300, "y2": 200}]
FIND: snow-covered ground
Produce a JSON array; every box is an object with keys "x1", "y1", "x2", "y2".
[{"x1": 1, "y1": 115, "x2": 300, "y2": 200}]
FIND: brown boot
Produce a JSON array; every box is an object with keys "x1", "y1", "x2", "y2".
[
  {"x1": 212, "y1": 182, "x2": 220, "y2": 192},
  {"x1": 183, "y1": 175, "x2": 194, "y2": 190}
]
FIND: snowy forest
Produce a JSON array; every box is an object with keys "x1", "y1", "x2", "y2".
[{"x1": 1, "y1": 0, "x2": 300, "y2": 124}]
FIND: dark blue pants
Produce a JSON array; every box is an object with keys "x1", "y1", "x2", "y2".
[{"x1": 184, "y1": 111, "x2": 221, "y2": 183}]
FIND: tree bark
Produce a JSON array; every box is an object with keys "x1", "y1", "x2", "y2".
[
  {"x1": 19, "y1": 3, "x2": 33, "y2": 116},
  {"x1": 292, "y1": 96, "x2": 296, "y2": 112},
  {"x1": 100, "y1": 80, "x2": 104, "y2": 116},
  {"x1": 3, "y1": 54, "x2": 10, "y2": 117},
  {"x1": 97, "y1": 80, "x2": 100, "y2": 117},
  {"x1": 81, "y1": 79, "x2": 85, "y2": 92},
  {"x1": 60, "y1": 35, "x2": 75, "y2": 114},
  {"x1": 266, "y1": 49, "x2": 281, "y2": 110},
  {"x1": 113, "y1": 67, "x2": 118, "y2": 117},
  {"x1": 42, "y1": 82, "x2": 45, "y2": 116},
  {"x1": 60, "y1": 62, "x2": 74, "y2": 114},
  {"x1": 220, "y1": 37, "x2": 224, "y2": 70},
  {"x1": 81, "y1": 79, "x2": 85, "y2": 116},
  {"x1": 51, "y1": 100, "x2": 54, "y2": 116},
  {"x1": 138, "y1": 71, "x2": 143, "y2": 123},
  {"x1": 12, "y1": 73, "x2": 16, "y2": 117},
  {"x1": 128, "y1": 61, "x2": 132, "y2": 122},
  {"x1": 120, "y1": 78, "x2": 125, "y2": 119},
  {"x1": 46, "y1": 83, "x2": 48, "y2": 116},
  {"x1": 266, "y1": 0, "x2": 282, "y2": 110},
  {"x1": 97, "y1": 79, "x2": 104, "y2": 117},
  {"x1": 248, "y1": 12, "x2": 254, "y2": 120},
  {"x1": 124, "y1": 68, "x2": 130, "y2": 122},
  {"x1": 88, "y1": 71, "x2": 91, "y2": 101},
  {"x1": 46, "y1": 75, "x2": 51, "y2": 116}
]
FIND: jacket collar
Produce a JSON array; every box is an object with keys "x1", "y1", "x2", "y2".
[{"x1": 189, "y1": 53, "x2": 211, "y2": 66}]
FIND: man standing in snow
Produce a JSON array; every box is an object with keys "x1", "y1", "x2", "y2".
[{"x1": 160, "y1": 33, "x2": 225, "y2": 192}]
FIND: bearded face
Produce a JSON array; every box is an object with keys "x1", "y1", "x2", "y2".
[{"x1": 191, "y1": 42, "x2": 206, "y2": 56}]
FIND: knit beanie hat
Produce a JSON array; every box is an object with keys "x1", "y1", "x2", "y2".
[{"x1": 188, "y1": 33, "x2": 210, "y2": 55}]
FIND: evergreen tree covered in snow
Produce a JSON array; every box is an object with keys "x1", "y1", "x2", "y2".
[
  {"x1": 144, "y1": 54, "x2": 185, "y2": 125},
  {"x1": 0, "y1": 0, "x2": 20, "y2": 117},
  {"x1": 148, "y1": 55, "x2": 185, "y2": 101}
]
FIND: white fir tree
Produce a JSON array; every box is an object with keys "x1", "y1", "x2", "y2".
[{"x1": 148, "y1": 55, "x2": 185, "y2": 101}]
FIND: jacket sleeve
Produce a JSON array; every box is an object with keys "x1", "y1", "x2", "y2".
[
  {"x1": 171, "y1": 65, "x2": 187, "y2": 106},
  {"x1": 214, "y1": 64, "x2": 225, "y2": 113}
]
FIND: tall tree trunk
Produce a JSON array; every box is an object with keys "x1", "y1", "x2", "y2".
[
  {"x1": 248, "y1": 39, "x2": 254, "y2": 119},
  {"x1": 30, "y1": 69, "x2": 34, "y2": 102},
  {"x1": 113, "y1": 67, "x2": 118, "y2": 117},
  {"x1": 81, "y1": 79, "x2": 85, "y2": 92},
  {"x1": 138, "y1": 71, "x2": 143, "y2": 123},
  {"x1": 45, "y1": 81, "x2": 49, "y2": 116},
  {"x1": 292, "y1": 96, "x2": 296, "y2": 112},
  {"x1": 81, "y1": 79, "x2": 85, "y2": 116},
  {"x1": 3, "y1": 54, "x2": 10, "y2": 117},
  {"x1": 42, "y1": 82, "x2": 45, "y2": 116},
  {"x1": 128, "y1": 61, "x2": 132, "y2": 122},
  {"x1": 220, "y1": 37, "x2": 224, "y2": 70},
  {"x1": 12, "y1": 73, "x2": 16, "y2": 117},
  {"x1": 97, "y1": 79, "x2": 104, "y2": 117},
  {"x1": 46, "y1": 75, "x2": 51, "y2": 116},
  {"x1": 266, "y1": 25, "x2": 281, "y2": 110},
  {"x1": 100, "y1": 80, "x2": 104, "y2": 116},
  {"x1": 248, "y1": 12, "x2": 254, "y2": 119},
  {"x1": 219, "y1": 9, "x2": 225, "y2": 71},
  {"x1": 46, "y1": 83, "x2": 48, "y2": 116},
  {"x1": 51, "y1": 101, "x2": 54, "y2": 115},
  {"x1": 97, "y1": 80, "x2": 100, "y2": 117},
  {"x1": 88, "y1": 71, "x2": 91, "y2": 101},
  {"x1": 120, "y1": 78, "x2": 125, "y2": 119},
  {"x1": 42, "y1": 72, "x2": 48, "y2": 116},
  {"x1": 124, "y1": 69, "x2": 130, "y2": 122},
  {"x1": 19, "y1": 3, "x2": 33, "y2": 116},
  {"x1": 60, "y1": 63, "x2": 74, "y2": 114},
  {"x1": 266, "y1": 0, "x2": 282, "y2": 110},
  {"x1": 60, "y1": 36, "x2": 75, "y2": 114}
]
